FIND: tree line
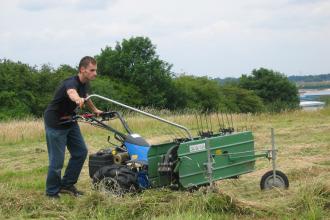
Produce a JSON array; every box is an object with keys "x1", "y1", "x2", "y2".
[
  {"x1": 288, "y1": 73, "x2": 330, "y2": 83},
  {"x1": 0, "y1": 37, "x2": 299, "y2": 120}
]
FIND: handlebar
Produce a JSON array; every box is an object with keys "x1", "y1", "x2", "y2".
[
  {"x1": 58, "y1": 111, "x2": 132, "y2": 136},
  {"x1": 79, "y1": 112, "x2": 117, "y2": 120},
  {"x1": 58, "y1": 111, "x2": 117, "y2": 125},
  {"x1": 85, "y1": 94, "x2": 193, "y2": 139}
]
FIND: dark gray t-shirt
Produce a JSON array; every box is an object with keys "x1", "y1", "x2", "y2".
[{"x1": 44, "y1": 75, "x2": 89, "y2": 129}]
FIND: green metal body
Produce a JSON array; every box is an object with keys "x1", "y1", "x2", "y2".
[
  {"x1": 148, "y1": 141, "x2": 177, "y2": 187},
  {"x1": 148, "y1": 131, "x2": 266, "y2": 188}
]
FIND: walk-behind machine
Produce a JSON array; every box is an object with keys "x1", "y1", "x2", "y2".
[{"x1": 70, "y1": 94, "x2": 289, "y2": 195}]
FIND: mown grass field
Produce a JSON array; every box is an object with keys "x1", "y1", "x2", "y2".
[{"x1": 0, "y1": 108, "x2": 329, "y2": 219}]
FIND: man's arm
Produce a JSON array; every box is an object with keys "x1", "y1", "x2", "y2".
[
  {"x1": 86, "y1": 98, "x2": 103, "y2": 116},
  {"x1": 67, "y1": 89, "x2": 85, "y2": 108},
  {"x1": 67, "y1": 90, "x2": 103, "y2": 115}
]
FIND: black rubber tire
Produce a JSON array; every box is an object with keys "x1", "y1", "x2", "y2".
[
  {"x1": 93, "y1": 164, "x2": 139, "y2": 195},
  {"x1": 260, "y1": 170, "x2": 289, "y2": 190}
]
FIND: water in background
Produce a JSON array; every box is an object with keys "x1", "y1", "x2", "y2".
[
  {"x1": 299, "y1": 89, "x2": 330, "y2": 110},
  {"x1": 300, "y1": 89, "x2": 330, "y2": 101}
]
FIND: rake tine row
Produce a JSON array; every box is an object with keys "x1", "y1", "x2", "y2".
[
  {"x1": 204, "y1": 113, "x2": 210, "y2": 133},
  {"x1": 216, "y1": 112, "x2": 223, "y2": 131},
  {"x1": 209, "y1": 112, "x2": 213, "y2": 133},
  {"x1": 194, "y1": 112, "x2": 201, "y2": 135}
]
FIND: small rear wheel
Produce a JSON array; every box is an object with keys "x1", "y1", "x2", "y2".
[
  {"x1": 93, "y1": 164, "x2": 139, "y2": 195},
  {"x1": 260, "y1": 170, "x2": 289, "y2": 190}
]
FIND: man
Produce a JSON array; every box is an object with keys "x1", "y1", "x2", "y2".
[{"x1": 44, "y1": 56, "x2": 102, "y2": 198}]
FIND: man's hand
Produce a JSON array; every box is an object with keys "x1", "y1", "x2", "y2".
[
  {"x1": 85, "y1": 97, "x2": 102, "y2": 116},
  {"x1": 94, "y1": 109, "x2": 103, "y2": 117},
  {"x1": 75, "y1": 97, "x2": 85, "y2": 109}
]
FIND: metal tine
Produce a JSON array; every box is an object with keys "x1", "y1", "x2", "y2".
[
  {"x1": 241, "y1": 114, "x2": 245, "y2": 131},
  {"x1": 206, "y1": 111, "x2": 213, "y2": 136},
  {"x1": 239, "y1": 113, "x2": 244, "y2": 132},
  {"x1": 228, "y1": 112, "x2": 233, "y2": 133},
  {"x1": 205, "y1": 112, "x2": 211, "y2": 133},
  {"x1": 240, "y1": 113, "x2": 244, "y2": 132},
  {"x1": 220, "y1": 110, "x2": 225, "y2": 131},
  {"x1": 225, "y1": 112, "x2": 230, "y2": 130},
  {"x1": 235, "y1": 114, "x2": 243, "y2": 131},
  {"x1": 208, "y1": 111, "x2": 212, "y2": 132},
  {"x1": 204, "y1": 112, "x2": 209, "y2": 132},
  {"x1": 208, "y1": 111, "x2": 213, "y2": 133},
  {"x1": 245, "y1": 114, "x2": 249, "y2": 131},
  {"x1": 216, "y1": 112, "x2": 222, "y2": 132},
  {"x1": 194, "y1": 111, "x2": 201, "y2": 135},
  {"x1": 199, "y1": 113, "x2": 204, "y2": 134},
  {"x1": 224, "y1": 111, "x2": 229, "y2": 130},
  {"x1": 242, "y1": 114, "x2": 247, "y2": 131},
  {"x1": 242, "y1": 113, "x2": 246, "y2": 131},
  {"x1": 244, "y1": 113, "x2": 247, "y2": 131},
  {"x1": 242, "y1": 113, "x2": 245, "y2": 131},
  {"x1": 235, "y1": 113, "x2": 239, "y2": 132},
  {"x1": 230, "y1": 112, "x2": 234, "y2": 132}
]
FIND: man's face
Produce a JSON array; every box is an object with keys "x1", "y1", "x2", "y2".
[{"x1": 81, "y1": 63, "x2": 97, "y2": 81}]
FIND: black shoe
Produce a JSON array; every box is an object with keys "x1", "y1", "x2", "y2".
[
  {"x1": 46, "y1": 193, "x2": 60, "y2": 199},
  {"x1": 60, "y1": 185, "x2": 84, "y2": 197}
]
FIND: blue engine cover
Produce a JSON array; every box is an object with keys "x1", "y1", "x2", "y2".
[
  {"x1": 124, "y1": 133, "x2": 150, "y2": 164},
  {"x1": 125, "y1": 142, "x2": 150, "y2": 163}
]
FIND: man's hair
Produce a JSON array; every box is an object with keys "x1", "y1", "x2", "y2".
[{"x1": 78, "y1": 56, "x2": 96, "y2": 72}]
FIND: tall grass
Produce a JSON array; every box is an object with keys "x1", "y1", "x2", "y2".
[
  {"x1": 1, "y1": 108, "x2": 329, "y2": 145},
  {"x1": 0, "y1": 108, "x2": 329, "y2": 219}
]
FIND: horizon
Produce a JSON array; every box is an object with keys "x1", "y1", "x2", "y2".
[{"x1": 1, "y1": 56, "x2": 329, "y2": 79}]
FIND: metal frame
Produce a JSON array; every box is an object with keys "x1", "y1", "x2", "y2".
[
  {"x1": 85, "y1": 94, "x2": 193, "y2": 139},
  {"x1": 271, "y1": 128, "x2": 277, "y2": 184}
]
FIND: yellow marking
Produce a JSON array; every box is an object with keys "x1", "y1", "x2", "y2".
[
  {"x1": 215, "y1": 149, "x2": 222, "y2": 155},
  {"x1": 132, "y1": 154, "x2": 138, "y2": 159}
]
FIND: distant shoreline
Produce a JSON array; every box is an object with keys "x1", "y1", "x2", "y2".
[{"x1": 299, "y1": 88, "x2": 330, "y2": 96}]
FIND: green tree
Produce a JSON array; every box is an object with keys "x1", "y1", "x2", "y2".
[
  {"x1": 221, "y1": 85, "x2": 264, "y2": 113},
  {"x1": 89, "y1": 76, "x2": 144, "y2": 110},
  {"x1": 32, "y1": 64, "x2": 77, "y2": 116},
  {"x1": 95, "y1": 37, "x2": 174, "y2": 108},
  {"x1": 173, "y1": 75, "x2": 225, "y2": 111},
  {"x1": 0, "y1": 60, "x2": 79, "y2": 119},
  {"x1": 0, "y1": 59, "x2": 37, "y2": 119},
  {"x1": 239, "y1": 68, "x2": 299, "y2": 112}
]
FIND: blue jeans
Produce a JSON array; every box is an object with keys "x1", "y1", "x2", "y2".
[{"x1": 45, "y1": 123, "x2": 88, "y2": 196}]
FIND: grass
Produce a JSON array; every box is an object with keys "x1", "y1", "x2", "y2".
[{"x1": 0, "y1": 108, "x2": 329, "y2": 219}]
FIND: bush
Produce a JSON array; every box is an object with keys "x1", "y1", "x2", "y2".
[{"x1": 239, "y1": 68, "x2": 299, "y2": 112}]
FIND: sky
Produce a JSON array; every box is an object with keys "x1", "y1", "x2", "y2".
[{"x1": 1, "y1": 0, "x2": 329, "y2": 78}]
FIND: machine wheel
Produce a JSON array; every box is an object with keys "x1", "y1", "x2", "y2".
[
  {"x1": 93, "y1": 164, "x2": 139, "y2": 195},
  {"x1": 260, "y1": 170, "x2": 289, "y2": 190}
]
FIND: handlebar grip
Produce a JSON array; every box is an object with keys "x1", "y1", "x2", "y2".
[
  {"x1": 100, "y1": 111, "x2": 117, "y2": 119},
  {"x1": 81, "y1": 113, "x2": 94, "y2": 118}
]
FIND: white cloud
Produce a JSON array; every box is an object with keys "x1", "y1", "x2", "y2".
[
  {"x1": 0, "y1": 0, "x2": 329, "y2": 77},
  {"x1": 17, "y1": 0, "x2": 115, "y2": 11}
]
